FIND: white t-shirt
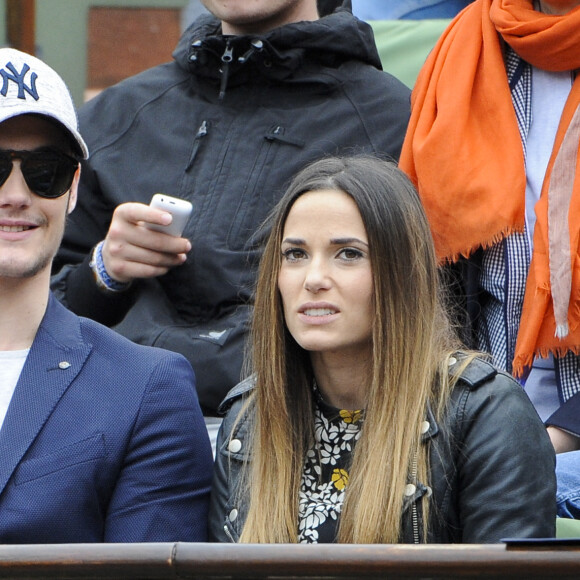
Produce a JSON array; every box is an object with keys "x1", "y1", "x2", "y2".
[
  {"x1": 525, "y1": 67, "x2": 572, "y2": 250},
  {"x1": 524, "y1": 66, "x2": 573, "y2": 420},
  {"x1": 0, "y1": 349, "x2": 29, "y2": 430}
]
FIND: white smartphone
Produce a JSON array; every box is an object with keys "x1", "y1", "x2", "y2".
[{"x1": 147, "y1": 194, "x2": 193, "y2": 237}]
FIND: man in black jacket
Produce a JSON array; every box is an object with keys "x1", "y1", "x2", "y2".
[{"x1": 52, "y1": 0, "x2": 410, "y2": 447}]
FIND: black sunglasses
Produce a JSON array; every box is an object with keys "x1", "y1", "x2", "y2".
[{"x1": 0, "y1": 148, "x2": 80, "y2": 199}]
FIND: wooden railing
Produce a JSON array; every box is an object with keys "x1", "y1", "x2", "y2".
[{"x1": 0, "y1": 542, "x2": 579, "y2": 579}]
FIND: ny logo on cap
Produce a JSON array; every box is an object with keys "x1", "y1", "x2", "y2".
[{"x1": 0, "y1": 62, "x2": 39, "y2": 101}]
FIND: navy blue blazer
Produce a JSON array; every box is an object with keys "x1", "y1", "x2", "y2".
[{"x1": 0, "y1": 294, "x2": 212, "y2": 543}]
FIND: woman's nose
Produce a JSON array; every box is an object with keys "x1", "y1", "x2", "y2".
[{"x1": 303, "y1": 259, "x2": 331, "y2": 293}]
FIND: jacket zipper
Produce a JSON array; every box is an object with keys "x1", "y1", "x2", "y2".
[
  {"x1": 265, "y1": 125, "x2": 305, "y2": 148},
  {"x1": 185, "y1": 120, "x2": 208, "y2": 171},
  {"x1": 411, "y1": 453, "x2": 420, "y2": 544},
  {"x1": 219, "y1": 41, "x2": 234, "y2": 101}
]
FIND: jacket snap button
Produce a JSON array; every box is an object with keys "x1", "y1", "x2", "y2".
[
  {"x1": 421, "y1": 421, "x2": 430, "y2": 434},
  {"x1": 228, "y1": 439, "x2": 242, "y2": 453},
  {"x1": 229, "y1": 508, "x2": 239, "y2": 522},
  {"x1": 404, "y1": 483, "x2": 416, "y2": 497},
  {"x1": 448, "y1": 356, "x2": 457, "y2": 366}
]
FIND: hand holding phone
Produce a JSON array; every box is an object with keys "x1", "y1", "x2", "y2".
[{"x1": 147, "y1": 194, "x2": 193, "y2": 237}]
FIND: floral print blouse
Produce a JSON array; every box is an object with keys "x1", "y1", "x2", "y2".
[{"x1": 298, "y1": 391, "x2": 364, "y2": 543}]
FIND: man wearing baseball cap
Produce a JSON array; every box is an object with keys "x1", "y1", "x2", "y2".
[{"x1": 0, "y1": 48, "x2": 212, "y2": 543}]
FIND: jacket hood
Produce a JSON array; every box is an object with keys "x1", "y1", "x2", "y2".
[{"x1": 172, "y1": 4, "x2": 381, "y2": 92}]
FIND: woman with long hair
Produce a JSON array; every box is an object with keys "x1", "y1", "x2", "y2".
[{"x1": 209, "y1": 156, "x2": 555, "y2": 543}]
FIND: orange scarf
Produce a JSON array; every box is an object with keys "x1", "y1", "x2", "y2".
[{"x1": 399, "y1": 0, "x2": 580, "y2": 376}]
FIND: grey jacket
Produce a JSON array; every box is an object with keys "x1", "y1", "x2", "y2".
[{"x1": 209, "y1": 357, "x2": 556, "y2": 543}]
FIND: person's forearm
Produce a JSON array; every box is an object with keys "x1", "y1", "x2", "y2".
[{"x1": 547, "y1": 426, "x2": 580, "y2": 454}]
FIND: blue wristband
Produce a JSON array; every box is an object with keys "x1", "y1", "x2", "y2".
[{"x1": 89, "y1": 241, "x2": 132, "y2": 293}]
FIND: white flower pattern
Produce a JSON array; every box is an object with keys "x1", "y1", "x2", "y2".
[{"x1": 298, "y1": 395, "x2": 363, "y2": 543}]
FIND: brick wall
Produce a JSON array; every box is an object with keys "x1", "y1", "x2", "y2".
[{"x1": 87, "y1": 7, "x2": 181, "y2": 98}]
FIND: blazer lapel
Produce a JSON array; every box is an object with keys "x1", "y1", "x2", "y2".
[{"x1": 0, "y1": 295, "x2": 91, "y2": 495}]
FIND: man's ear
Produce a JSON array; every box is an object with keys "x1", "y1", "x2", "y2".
[{"x1": 67, "y1": 164, "x2": 80, "y2": 214}]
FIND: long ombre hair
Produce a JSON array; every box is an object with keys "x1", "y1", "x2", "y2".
[{"x1": 239, "y1": 156, "x2": 464, "y2": 543}]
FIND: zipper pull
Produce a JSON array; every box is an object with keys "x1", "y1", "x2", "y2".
[
  {"x1": 221, "y1": 43, "x2": 234, "y2": 64},
  {"x1": 186, "y1": 120, "x2": 209, "y2": 171},
  {"x1": 197, "y1": 120, "x2": 208, "y2": 138},
  {"x1": 238, "y1": 39, "x2": 264, "y2": 64},
  {"x1": 219, "y1": 42, "x2": 234, "y2": 101}
]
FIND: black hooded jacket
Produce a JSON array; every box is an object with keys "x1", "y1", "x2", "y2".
[{"x1": 52, "y1": 1, "x2": 411, "y2": 414}]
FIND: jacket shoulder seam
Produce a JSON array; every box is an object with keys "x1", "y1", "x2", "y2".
[
  {"x1": 218, "y1": 376, "x2": 255, "y2": 414},
  {"x1": 85, "y1": 75, "x2": 190, "y2": 156}
]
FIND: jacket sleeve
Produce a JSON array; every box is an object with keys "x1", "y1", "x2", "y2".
[
  {"x1": 104, "y1": 353, "x2": 213, "y2": 542},
  {"x1": 454, "y1": 372, "x2": 556, "y2": 543},
  {"x1": 545, "y1": 390, "x2": 580, "y2": 437}
]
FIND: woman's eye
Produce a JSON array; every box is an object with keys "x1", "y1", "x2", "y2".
[
  {"x1": 282, "y1": 248, "x2": 306, "y2": 261},
  {"x1": 339, "y1": 248, "x2": 364, "y2": 261}
]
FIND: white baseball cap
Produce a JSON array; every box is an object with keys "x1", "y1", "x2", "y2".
[{"x1": 0, "y1": 48, "x2": 88, "y2": 158}]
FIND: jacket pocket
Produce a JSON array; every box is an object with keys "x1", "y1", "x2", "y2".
[
  {"x1": 14, "y1": 433, "x2": 106, "y2": 485},
  {"x1": 226, "y1": 125, "x2": 304, "y2": 251}
]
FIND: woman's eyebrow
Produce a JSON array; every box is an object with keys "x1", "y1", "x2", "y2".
[
  {"x1": 281, "y1": 236, "x2": 368, "y2": 246},
  {"x1": 330, "y1": 237, "x2": 369, "y2": 247}
]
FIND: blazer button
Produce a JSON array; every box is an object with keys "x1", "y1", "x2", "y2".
[
  {"x1": 228, "y1": 439, "x2": 242, "y2": 453},
  {"x1": 421, "y1": 421, "x2": 430, "y2": 434},
  {"x1": 228, "y1": 508, "x2": 239, "y2": 522},
  {"x1": 404, "y1": 483, "x2": 417, "y2": 497}
]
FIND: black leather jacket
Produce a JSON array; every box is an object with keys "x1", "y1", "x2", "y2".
[{"x1": 209, "y1": 357, "x2": 556, "y2": 543}]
